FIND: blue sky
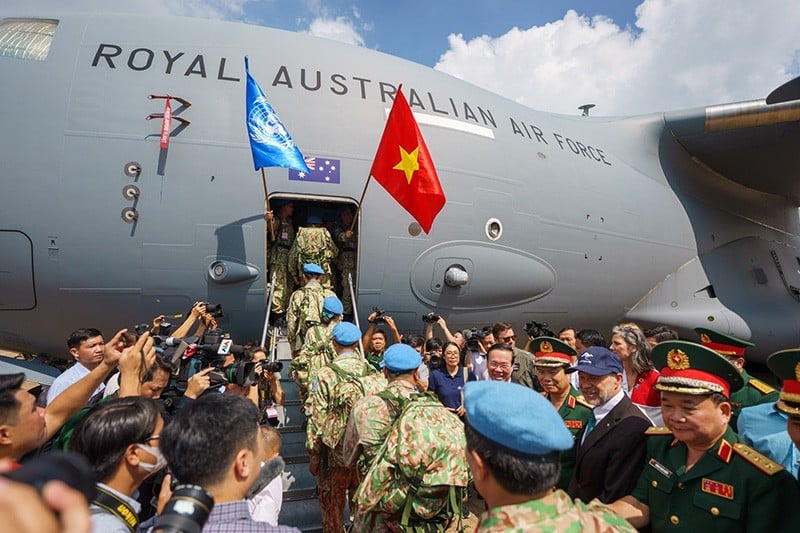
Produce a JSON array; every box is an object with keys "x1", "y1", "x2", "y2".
[{"x1": 4, "y1": 1, "x2": 799, "y2": 115}]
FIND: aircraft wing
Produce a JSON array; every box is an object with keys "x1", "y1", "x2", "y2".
[{"x1": 663, "y1": 76, "x2": 800, "y2": 205}]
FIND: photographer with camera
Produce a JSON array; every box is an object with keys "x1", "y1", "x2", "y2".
[
  {"x1": 69, "y1": 396, "x2": 165, "y2": 533},
  {"x1": 363, "y1": 308, "x2": 401, "y2": 372},
  {"x1": 464, "y1": 327, "x2": 490, "y2": 380},
  {"x1": 249, "y1": 347, "x2": 284, "y2": 427},
  {"x1": 159, "y1": 393, "x2": 299, "y2": 532}
]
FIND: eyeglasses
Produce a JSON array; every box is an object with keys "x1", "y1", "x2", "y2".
[
  {"x1": 488, "y1": 362, "x2": 512, "y2": 370},
  {"x1": 498, "y1": 335, "x2": 516, "y2": 343}
]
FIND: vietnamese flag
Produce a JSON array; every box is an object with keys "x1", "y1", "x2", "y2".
[{"x1": 369, "y1": 86, "x2": 445, "y2": 233}]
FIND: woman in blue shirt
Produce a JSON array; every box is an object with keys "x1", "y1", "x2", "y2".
[{"x1": 427, "y1": 341, "x2": 476, "y2": 417}]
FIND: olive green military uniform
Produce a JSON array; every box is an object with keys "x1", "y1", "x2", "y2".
[
  {"x1": 548, "y1": 386, "x2": 592, "y2": 490},
  {"x1": 289, "y1": 320, "x2": 337, "y2": 408},
  {"x1": 728, "y1": 369, "x2": 779, "y2": 431},
  {"x1": 288, "y1": 226, "x2": 339, "y2": 290},
  {"x1": 477, "y1": 489, "x2": 636, "y2": 533},
  {"x1": 631, "y1": 425, "x2": 800, "y2": 532},
  {"x1": 511, "y1": 347, "x2": 540, "y2": 391},
  {"x1": 334, "y1": 223, "x2": 357, "y2": 315},
  {"x1": 268, "y1": 217, "x2": 294, "y2": 314}
]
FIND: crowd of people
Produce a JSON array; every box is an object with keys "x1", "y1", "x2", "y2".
[{"x1": 2, "y1": 276, "x2": 800, "y2": 532}]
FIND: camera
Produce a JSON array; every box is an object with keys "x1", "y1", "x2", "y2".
[
  {"x1": 524, "y1": 320, "x2": 554, "y2": 338},
  {"x1": 422, "y1": 312, "x2": 441, "y2": 324},
  {"x1": 463, "y1": 328, "x2": 486, "y2": 352},
  {"x1": 258, "y1": 360, "x2": 284, "y2": 374},
  {"x1": 153, "y1": 484, "x2": 214, "y2": 533},
  {"x1": 200, "y1": 302, "x2": 224, "y2": 319},
  {"x1": 427, "y1": 353, "x2": 444, "y2": 371},
  {"x1": 372, "y1": 307, "x2": 388, "y2": 324}
]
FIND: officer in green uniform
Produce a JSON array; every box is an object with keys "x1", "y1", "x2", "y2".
[
  {"x1": 766, "y1": 348, "x2": 800, "y2": 477},
  {"x1": 610, "y1": 340, "x2": 800, "y2": 532},
  {"x1": 266, "y1": 200, "x2": 295, "y2": 320},
  {"x1": 530, "y1": 336, "x2": 592, "y2": 490},
  {"x1": 696, "y1": 327, "x2": 779, "y2": 431}
]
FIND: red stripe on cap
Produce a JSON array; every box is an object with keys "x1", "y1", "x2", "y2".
[
  {"x1": 700, "y1": 341, "x2": 745, "y2": 357},
  {"x1": 784, "y1": 380, "x2": 800, "y2": 395},
  {"x1": 660, "y1": 367, "x2": 731, "y2": 397},
  {"x1": 535, "y1": 352, "x2": 572, "y2": 363}
]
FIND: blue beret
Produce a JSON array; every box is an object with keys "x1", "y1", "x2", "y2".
[
  {"x1": 307, "y1": 215, "x2": 323, "y2": 225},
  {"x1": 464, "y1": 381, "x2": 573, "y2": 456},
  {"x1": 303, "y1": 263, "x2": 324, "y2": 275},
  {"x1": 381, "y1": 344, "x2": 421, "y2": 372},
  {"x1": 332, "y1": 322, "x2": 361, "y2": 346},
  {"x1": 322, "y1": 296, "x2": 343, "y2": 315},
  {"x1": 569, "y1": 346, "x2": 622, "y2": 376}
]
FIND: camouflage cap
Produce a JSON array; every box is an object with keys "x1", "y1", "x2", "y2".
[
  {"x1": 332, "y1": 322, "x2": 361, "y2": 346},
  {"x1": 302, "y1": 263, "x2": 324, "y2": 275},
  {"x1": 381, "y1": 343, "x2": 421, "y2": 372},
  {"x1": 695, "y1": 327, "x2": 754, "y2": 358},
  {"x1": 531, "y1": 336, "x2": 576, "y2": 368},
  {"x1": 464, "y1": 381, "x2": 573, "y2": 456},
  {"x1": 322, "y1": 295, "x2": 343, "y2": 315},
  {"x1": 653, "y1": 340, "x2": 744, "y2": 397},
  {"x1": 766, "y1": 348, "x2": 800, "y2": 416}
]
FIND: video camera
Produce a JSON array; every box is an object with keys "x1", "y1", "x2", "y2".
[
  {"x1": 524, "y1": 320, "x2": 554, "y2": 338},
  {"x1": 422, "y1": 312, "x2": 441, "y2": 324},
  {"x1": 158, "y1": 329, "x2": 256, "y2": 410},
  {"x1": 463, "y1": 328, "x2": 487, "y2": 352}
]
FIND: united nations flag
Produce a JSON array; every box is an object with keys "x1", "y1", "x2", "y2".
[{"x1": 245, "y1": 56, "x2": 310, "y2": 173}]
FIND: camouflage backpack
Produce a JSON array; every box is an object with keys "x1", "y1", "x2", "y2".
[
  {"x1": 320, "y1": 362, "x2": 386, "y2": 449},
  {"x1": 354, "y1": 392, "x2": 469, "y2": 532},
  {"x1": 294, "y1": 227, "x2": 334, "y2": 267}
]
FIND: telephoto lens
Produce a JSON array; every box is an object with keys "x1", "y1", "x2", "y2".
[{"x1": 153, "y1": 484, "x2": 214, "y2": 533}]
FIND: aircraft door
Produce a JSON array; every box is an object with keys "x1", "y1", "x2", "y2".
[{"x1": 0, "y1": 231, "x2": 35, "y2": 310}]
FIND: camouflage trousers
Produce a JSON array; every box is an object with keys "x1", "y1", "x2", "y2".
[
  {"x1": 339, "y1": 251, "x2": 356, "y2": 315},
  {"x1": 317, "y1": 458, "x2": 359, "y2": 532},
  {"x1": 269, "y1": 250, "x2": 291, "y2": 314}
]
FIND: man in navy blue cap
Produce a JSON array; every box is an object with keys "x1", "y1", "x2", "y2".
[
  {"x1": 343, "y1": 343, "x2": 422, "y2": 471},
  {"x1": 286, "y1": 263, "x2": 335, "y2": 355},
  {"x1": 305, "y1": 322, "x2": 373, "y2": 533},
  {"x1": 464, "y1": 381, "x2": 635, "y2": 531},
  {"x1": 567, "y1": 347, "x2": 651, "y2": 503}
]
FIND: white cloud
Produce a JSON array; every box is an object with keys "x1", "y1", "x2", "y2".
[
  {"x1": 434, "y1": 0, "x2": 800, "y2": 116},
  {"x1": 305, "y1": 15, "x2": 365, "y2": 47}
]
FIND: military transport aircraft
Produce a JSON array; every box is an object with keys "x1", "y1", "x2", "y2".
[{"x1": 1, "y1": 10, "x2": 800, "y2": 362}]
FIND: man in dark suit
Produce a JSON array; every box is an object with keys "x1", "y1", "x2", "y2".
[{"x1": 567, "y1": 347, "x2": 652, "y2": 503}]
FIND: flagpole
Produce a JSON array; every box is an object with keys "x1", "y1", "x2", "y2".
[{"x1": 350, "y1": 174, "x2": 372, "y2": 233}]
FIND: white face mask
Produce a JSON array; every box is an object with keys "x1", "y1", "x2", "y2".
[{"x1": 136, "y1": 443, "x2": 167, "y2": 473}]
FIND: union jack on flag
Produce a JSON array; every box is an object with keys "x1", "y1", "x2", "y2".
[{"x1": 288, "y1": 157, "x2": 341, "y2": 184}]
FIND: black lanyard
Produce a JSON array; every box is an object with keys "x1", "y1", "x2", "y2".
[{"x1": 92, "y1": 485, "x2": 139, "y2": 533}]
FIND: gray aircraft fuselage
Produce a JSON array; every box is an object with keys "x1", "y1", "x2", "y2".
[{"x1": 2, "y1": 11, "x2": 799, "y2": 362}]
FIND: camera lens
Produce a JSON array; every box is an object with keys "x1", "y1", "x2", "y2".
[{"x1": 153, "y1": 484, "x2": 214, "y2": 533}]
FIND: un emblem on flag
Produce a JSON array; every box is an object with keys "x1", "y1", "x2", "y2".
[{"x1": 248, "y1": 97, "x2": 294, "y2": 150}]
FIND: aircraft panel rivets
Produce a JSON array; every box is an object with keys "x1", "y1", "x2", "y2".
[
  {"x1": 122, "y1": 184, "x2": 140, "y2": 200},
  {"x1": 121, "y1": 207, "x2": 138, "y2": 223},
  {"x1": 124, "y1": 162, "x2": 142, "y2": 177}
]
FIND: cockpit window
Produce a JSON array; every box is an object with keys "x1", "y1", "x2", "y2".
[{"x1": 0, "y1": 19, "x2": 58, "y2": 61}]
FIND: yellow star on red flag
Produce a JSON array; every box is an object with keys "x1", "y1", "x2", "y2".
[{"x1": 393, "y1": 146, "x2": 420, "y2": 184}]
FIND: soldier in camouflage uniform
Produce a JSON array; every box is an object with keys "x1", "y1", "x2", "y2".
[
  {"x1": 288, "y1": 215, "x2": 339, "y2": 292},
  {"x1": 334, "y1": 207, "x2": 358, "y2": 317},
  {"x1": 286, "y1": 263, "x2": 335, "y2": 355},
  {"x1": 696, "y1": 327, "x2": 779, "y2": 431},
  {"x1": 267, "y1": 200, "x2": 295, "y2": 318},
  {"x1": 306, "y1": 322, "x2": 373, "y2": 533},
  {"x1": 464, "y1": 381, "x2": 636, "y2": 532},
  {"x1": 290, "y1": 295, "x2": 343, "y2": 408},
  {"x1": 530, "y1": 337, "x2": 592, "y2": 490},
  {"x1": 343, "y1": 344, "x2": 422, "y2": 474}
]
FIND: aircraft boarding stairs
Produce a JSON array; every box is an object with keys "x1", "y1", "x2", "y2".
[{"x1": 272, "y1": 330, "x2": 329, "y2": 532}]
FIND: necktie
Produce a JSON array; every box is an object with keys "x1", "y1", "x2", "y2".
[{"x1": 585, "y1": 411, "x2": 597, "y2": 436}]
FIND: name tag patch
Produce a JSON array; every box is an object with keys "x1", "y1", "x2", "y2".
[
  {"x1": 702, "y1": 478, "x2": 734, "y2": 500},
  {"x1": 648, "y1": 458, "x2": 673, "y2": 478},
  {"x1": 565, "y1": 420, "x2": 584, "y2": 429}
]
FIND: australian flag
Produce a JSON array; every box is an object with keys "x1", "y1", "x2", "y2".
[
  {"x1": 245, "y1": 57, "x2": 310, "y2": 173},
  {"x1": 289, "y1": 157, "x2": 341, "y2": 184}
]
